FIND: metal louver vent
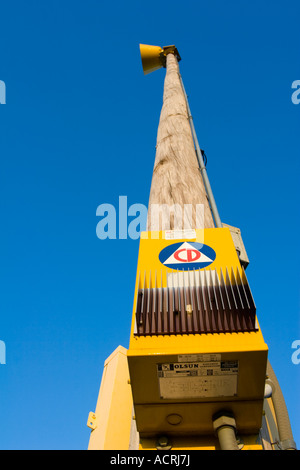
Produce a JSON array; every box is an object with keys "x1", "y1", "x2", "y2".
[{"x1": 134, "y1": 267, "x2": 257, "y2": 336}]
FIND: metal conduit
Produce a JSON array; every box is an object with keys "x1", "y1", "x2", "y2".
[
  {"x1": 267, "y1": 361, "x2": 297, "y2": 450},
  {"x1": 179, "y1": 74, "x2": 222, "y2": 228}
]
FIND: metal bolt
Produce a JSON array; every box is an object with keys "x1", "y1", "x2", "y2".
[
  {"x1": 186, "y1": 304, "x2": 193, "y2": 314},
  {"x1": 158, "y1": 436, "x2": 169, "y2": 447}
]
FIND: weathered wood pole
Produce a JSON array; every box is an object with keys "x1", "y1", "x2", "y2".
[{"x1": 147, "y1": 52, "x2": 215, "y2": 232}]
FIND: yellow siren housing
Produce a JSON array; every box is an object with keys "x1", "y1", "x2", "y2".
[
  {"x1": 139, "y1": 44, "x2": 181, "y2": 75},
  {"x1": 127, "y1": 227, "x2": 268, "y2": 438}
]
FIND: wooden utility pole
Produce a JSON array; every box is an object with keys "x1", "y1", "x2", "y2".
[
  {"x1": 87, "y1": 45, "x2": 296, "y2": 452},
  {"x1": 147, "y1": 52, "x2": 215, "y2": 232}
]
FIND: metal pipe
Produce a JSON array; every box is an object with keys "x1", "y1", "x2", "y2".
[
  {"x1": 179, "y1": 74, "x2": 222, "y2": 228},
  {"x1": 216, "y1": 425, "x2": 240, "y2": 451},
  {"x1": 212, "y1": 412, "x2": 240, "y2": 450}
]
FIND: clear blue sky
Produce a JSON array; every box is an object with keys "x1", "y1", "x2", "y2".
[{"x1": 0, "y1": 0, "x2": 299, "y2": 450}]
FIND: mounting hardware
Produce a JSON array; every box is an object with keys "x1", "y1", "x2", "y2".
[
  {"x1": 156, "y1": 435, "x2": 172, "y2": 450},
  {"x1": 87, "y1": 412, "x2": 97, "y2": 430}
]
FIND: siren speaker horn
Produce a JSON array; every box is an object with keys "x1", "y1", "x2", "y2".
[
  {"x1": 139, "y1": 44, "x2": 182, "y2": 75},
  {"x1": 139, "y1": 44, "x2": 165, "y2": 75}
]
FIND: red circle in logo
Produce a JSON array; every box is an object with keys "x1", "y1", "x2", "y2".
[{"x1": 173, "y1": 248, "x2": 201, "y2": 263}]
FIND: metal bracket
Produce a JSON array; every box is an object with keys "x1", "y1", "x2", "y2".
[{"x1": 87, "y1": 412, "x2": 97, "y2": 430}]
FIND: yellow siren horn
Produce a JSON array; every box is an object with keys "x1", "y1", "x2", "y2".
[{"x1": 139, "y1": 44, "x2": 181, "y2": 75}]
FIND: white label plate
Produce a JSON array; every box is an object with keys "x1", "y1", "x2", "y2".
[
  {"x1": 157, "y1": 360, "x2": 238, "y2": 399},
  {"x1": 164, "y1": 229, "x2": 196, "y2": 240}
]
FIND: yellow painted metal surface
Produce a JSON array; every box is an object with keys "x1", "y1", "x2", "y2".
[
  {"x1": 87, "y1": 229, "x2": 275, "y2": 450},
  {"x1": 139, "y1": 434, "x2": 263, "y2": 450},
  {"x1": 263, "y1": 397, "x2": 280, "y2": 449},
  {"x1": 88, "y1": 346, "x2": 134, "y2": 450},
  {"x1": 127, "y1": 228, "x2": 268, "y2": 439},
  {"x1": 131, "y1": 228, "x2": 238, "y2": 294}
]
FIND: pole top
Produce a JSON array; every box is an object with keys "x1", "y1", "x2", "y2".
[{"x1": 139, "y1": 44, "x2": 181, "y2": 75}]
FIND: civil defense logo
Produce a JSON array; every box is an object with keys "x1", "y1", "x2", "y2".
[{"x1": 159, "y1": 241, "x2": 216, "y2": 270}]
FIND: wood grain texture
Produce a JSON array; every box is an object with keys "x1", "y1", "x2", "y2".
[{"x1": 147, "y1": 53, "x2": 214, "y2": 231}]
